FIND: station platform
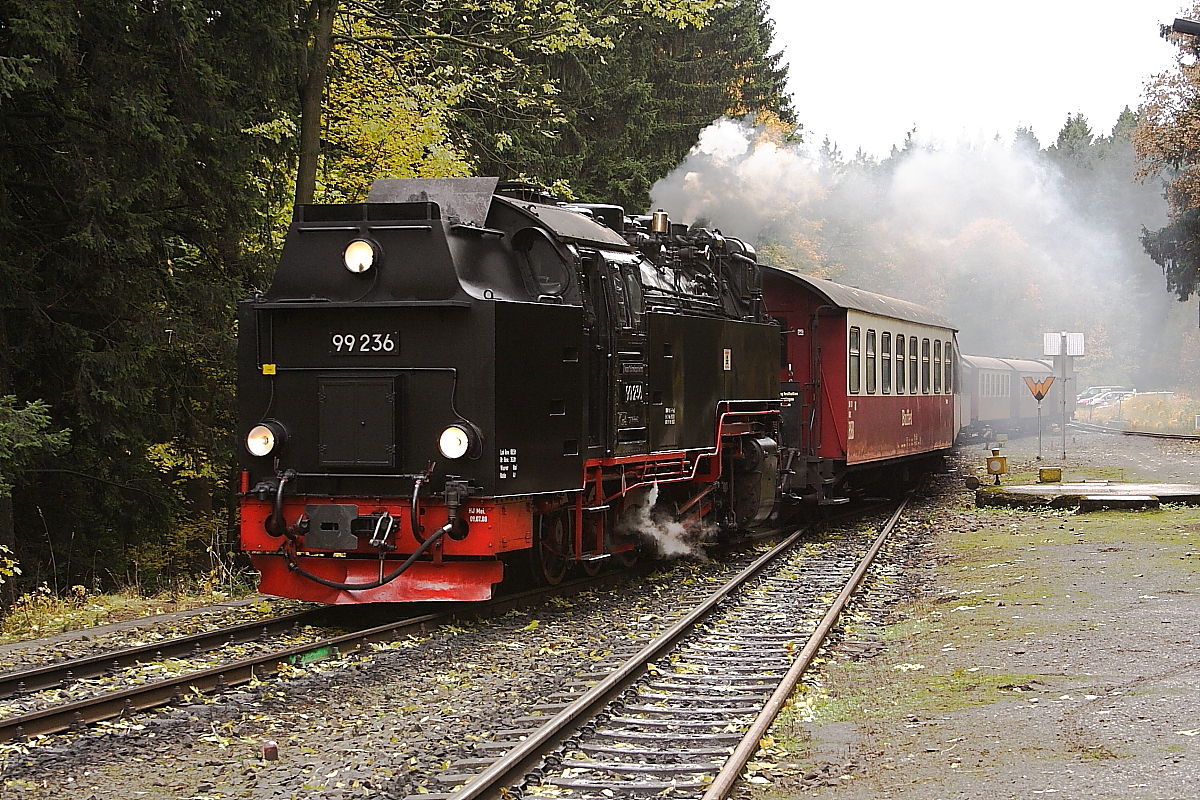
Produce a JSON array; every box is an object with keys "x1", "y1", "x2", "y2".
[{"x1": 976, "y1": 480, "x2": 1200, "y2": 509}]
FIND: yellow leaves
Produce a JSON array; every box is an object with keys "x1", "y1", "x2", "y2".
[
  {"x1": 892, "y1": 663, "x2": 926, "y2": 672},
  {"x1": 520, "y1": 619, "x2": 541, "y2": 631}
]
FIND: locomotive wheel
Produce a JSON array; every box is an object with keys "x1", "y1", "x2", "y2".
[
  {"x1": 615, "y1": 547, "x2": 639, "y2": 569},
  {"x1": 535, "y1": 512, "x2": 571, "y2": 586},
  {"x1": 581, "y1": 557, "x2": 603, "y2": 577}
]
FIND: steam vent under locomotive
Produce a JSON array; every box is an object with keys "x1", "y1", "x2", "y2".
[{"x1": 238, "y1": 178, "x2": 784, "y2": 603}]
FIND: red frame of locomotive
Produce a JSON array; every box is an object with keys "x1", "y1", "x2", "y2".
[{"x1": 240, "y1": 407, "x2": 775, "y2": 603}]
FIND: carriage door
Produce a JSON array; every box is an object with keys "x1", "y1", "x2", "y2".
[
  {"x1": 777, "y1": 316, "x2": 804, "y2": 451},
  {"x1": 609, "y1": 259, "x2": 649, "y2": 456}
]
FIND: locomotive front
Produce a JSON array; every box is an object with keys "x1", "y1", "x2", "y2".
[{"x1": 238, "y1": 179, "x2": 582, "y2": 602}]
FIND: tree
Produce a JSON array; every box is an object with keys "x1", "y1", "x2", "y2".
[
  {"x1": 466, "y1": 0, "x2": 793, "y2": 210},
  {"x1": 0, "y1": 0, "x2": 295, "y2": 588},
  {"x1": 290, "y1": 0, "x2": 722, "y2": 205},
  {"x1": 0, "y1": 397, "x2": 68, "y2": 550},
  {"x1": 1135, "y1": 7, "x2": 1200, "y2": 300}
]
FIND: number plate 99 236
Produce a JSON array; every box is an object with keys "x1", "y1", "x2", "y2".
[{"x1": 330, "y1": 332, "x2": 398, "y2": 355}]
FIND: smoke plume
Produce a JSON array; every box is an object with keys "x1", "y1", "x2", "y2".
[{"x1": 650, "y1": 117, "x2": 1191, "y2": 391}]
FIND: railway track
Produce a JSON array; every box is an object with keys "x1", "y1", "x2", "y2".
[
  {"x1": 0, "y1": 606, "x2": 332, "y2": 700},
  {"x1": 413, "y1": 498, "x2": 910, "y2": 800},
  {"x1": 1070, "y1": 420, "x2": 1200, "y2": 442},
  {"x1": 0, "y1": 566, "x2": 651, "y2": 744}
]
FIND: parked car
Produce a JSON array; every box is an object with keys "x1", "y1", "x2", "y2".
[
  {"x1": 1087, "y1": 390, "x2": 1134, "y2": 409},
  {"x1": 1078, "y1": 385, "x2": 1133, "y2": 407}
]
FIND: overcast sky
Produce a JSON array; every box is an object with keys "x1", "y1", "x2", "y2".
[{"x1": 767, "y1": 0, "x2": 1188, "y2": 158}]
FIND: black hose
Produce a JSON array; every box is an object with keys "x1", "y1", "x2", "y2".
[
  {"x1": 411, "y1": 474, "x2": 427, "y2": 544},
  {"x1": 285, "y1": 523, "x2": 450, "y2": 591},
  {"x1": 266, "y1": 473, "x2": 293, "y2": 538}
]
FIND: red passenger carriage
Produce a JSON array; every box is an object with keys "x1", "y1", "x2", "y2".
[{"x1": 760, "y1": 268, "x2": 959, "y2": 501}]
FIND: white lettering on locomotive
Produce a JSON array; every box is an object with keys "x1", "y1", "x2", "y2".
[{"x1": 499, "y1": 448, "x2": 518, "y2": 479}]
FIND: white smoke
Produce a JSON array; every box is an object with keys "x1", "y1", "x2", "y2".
[
  {"x1": 618, "y1": 483, "x2": 709, "y2": 561},
  {"x1": 649, "y1": 117, "x2": 1184, "y2": 390}
]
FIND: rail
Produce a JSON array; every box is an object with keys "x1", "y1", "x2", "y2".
[
  {"x1": 1069, "y1": 421, "x2": 1200, "y2": 442},
  {"x1": 445, "y1": 497, "x2": 909, "y2": 800},
  {"x1": 0, "y1": 569, "x2": 647, "y2": 744}
]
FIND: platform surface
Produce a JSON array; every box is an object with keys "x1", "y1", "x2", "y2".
[{"x1": 999, "y1": 481, "x2": 1200, "y2": 499}]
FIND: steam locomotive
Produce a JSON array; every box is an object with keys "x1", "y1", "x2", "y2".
[{"x1": 237, "y1": 178, "x2": 958, "y2": 604}]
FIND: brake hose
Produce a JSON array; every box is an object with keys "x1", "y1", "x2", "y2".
[
  {"x1": 266, "y1": 471, "x2": 296, "y2": 539},
  {"x1": 284, "y1": 522, "x2": 450, "y2": 591}
]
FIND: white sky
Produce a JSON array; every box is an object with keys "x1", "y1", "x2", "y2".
[{"x1": 767, "y1": 0, "x2": 1188, "y2": 158}]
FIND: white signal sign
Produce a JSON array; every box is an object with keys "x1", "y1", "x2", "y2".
[{"x1": 1043, "y1": 332, "x2": 1085, "y2": 356}]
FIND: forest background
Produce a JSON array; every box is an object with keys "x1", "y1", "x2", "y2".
[{"x1": 0, "y1": 0, "x2": 1197, "y2": 599}]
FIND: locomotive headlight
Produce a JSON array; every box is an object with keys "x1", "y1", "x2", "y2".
[
  {"x1": 246, "y1": 421, "x2": 285, "y2": 457},
  {"x1": 438, "y1": 425, "x2": 471, "y2": 460},
  {"x1": 343, "y1": 238, "x2": 379, "y2": 273}
]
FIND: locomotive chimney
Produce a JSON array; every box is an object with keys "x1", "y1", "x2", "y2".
[{"x1": 651, "y1": 209, "x2": 670, "y2": 234}]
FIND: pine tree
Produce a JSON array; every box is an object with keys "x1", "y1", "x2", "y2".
[
  {"x1": 468, "y1": 0, "x2": 793, "y2": 211},
  {"x1": 0, "y1": 0, "x2": 295, "y2": 587}
]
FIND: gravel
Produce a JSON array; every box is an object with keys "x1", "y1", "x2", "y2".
[
  {"x1": 0, "y1": 544, "x2": 785, "y2": 799},
  {"x1": 743, "y1": 434, "x2": 1200, "y2": 800}
]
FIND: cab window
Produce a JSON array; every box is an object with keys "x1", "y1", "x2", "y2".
[{"x1": 513, "y1": 228, "x2": 570, "y2": 298}]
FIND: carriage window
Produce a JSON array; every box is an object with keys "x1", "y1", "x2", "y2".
[
  {"x1": 933, "y1": 340, "x2": 942, "y2": 393},
  {"x1": 881, "y1": 333, "x2": 892, "y2": 394},
  {"x1": 865, "y1": 330, "x2": 877, "y2": 394},
  {"x1": 895, "y1": 334, "x2": 905, "y2": 393},
  {"x1": 921, "y1": 338, "x2": 931, "y2": 393},
  {"x1": 848, "y1": 327, "x2": 861, "y2": 394},
  {"x1": 945, "y1": 342, "x2": 953, "y2": 393},
  {"x1": 910, "y1": 336, "x2": 918, "y2": 393}
]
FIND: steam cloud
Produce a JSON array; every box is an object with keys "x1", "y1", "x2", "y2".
[
  {"x1": 650, "y1": 117, "x2": 1191, "y2": 390},
  {"x1": 618, "y1": 483, "x2": 709, "y2": 561}
]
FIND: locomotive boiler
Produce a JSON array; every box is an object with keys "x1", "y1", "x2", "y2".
[{"x1": 237, "y1": 178, "x2": 782, "y2": 603}]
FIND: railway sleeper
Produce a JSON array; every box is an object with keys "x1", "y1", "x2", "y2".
[
  {"x1": 606, "y1": 716, "x2": 753, "y2": 729},
  {"x1": 559, "y1": 760, "x2": 723, "y2": 775},
  {"x1": 621, "y1": 704, "x2": 762, "y2": 716},
  {"x1": 545, "y1": 777, "x2": 710, "y2": 791},
  {"x1": 579, "y1": 743, "x2": 733, "y2": 758}
]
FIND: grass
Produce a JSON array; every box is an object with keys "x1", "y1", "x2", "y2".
[
  {"x1": 802, "y1": 662, "x2": 1043, "y2": 723},
  {"x1": 0, "y1": 573, "x2": 260, "y2": 644},
  {"x1": 763, "y1": 501, "x2": 1200, "y2": 775}
]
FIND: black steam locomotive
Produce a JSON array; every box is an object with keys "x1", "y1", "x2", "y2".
[{"x1": 238, "y1": 178, "x2": 782, "y2": 603}]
